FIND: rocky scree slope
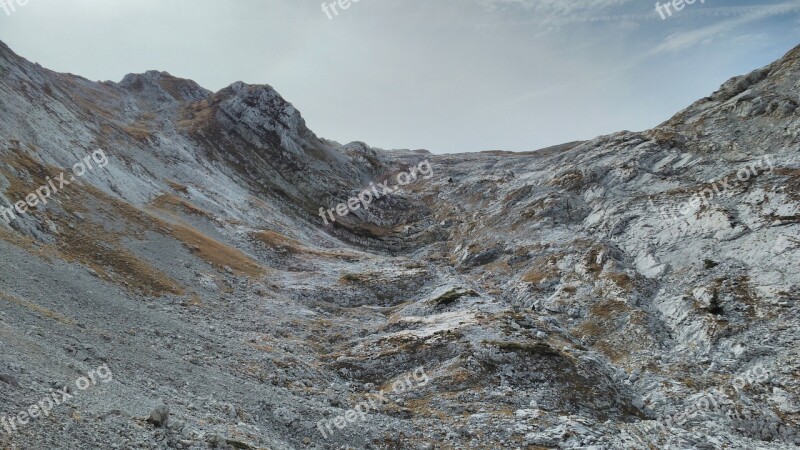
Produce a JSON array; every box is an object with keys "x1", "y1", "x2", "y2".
[{"x1": 0, "y1": 40, "x2": 799, "y2": 449}]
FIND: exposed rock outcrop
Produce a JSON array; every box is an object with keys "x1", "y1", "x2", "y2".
[{"x1": 0, "y1": 40, "x2": 798, "y2": 449}]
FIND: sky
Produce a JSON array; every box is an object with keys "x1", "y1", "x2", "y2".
[{"x1": 1, "y1": 0, "x2": 800, "y2": 154}]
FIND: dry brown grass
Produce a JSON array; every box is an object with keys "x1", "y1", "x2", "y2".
[
  {"x1": 0, "y1": 148, "x2": 54, "y2": 202},
  {"x1": 74, "y1": 183, "x2": 264, "y2": 281},
  {"x1": 0, "y1": 225, "x2": 48, "y2": 257},
  {"x1": 252, "y1": 230, "x2": 304, "y2": 254},
  {"x1": 401, "y1": 398, "x2": 451, "y2": 422},
  {"x1": 1, "y1": 154, "x2": 202, "y2": 297},
  {"x1": 123, "y1": 124, "x2": 154, "y2": 142},
  {"x1": 603, "y1": 272, "x2": 634, "y2": 293},
  {"x1": 46, "y1": 183, "x2": 187, "y2": 297},
  {"x1": 186, "y1": 293, "x2": 204, "y2": 307},
  {"x1": 177, "y1": 99, "x2": 216, "y2": 131},
  {"x1": 730, "y1": 276, "x2": 758, "y2": 318},
  {"x1": 56, "y1": 219, "x2": 186, "y2": 297},
  {"x1": 0, "y1": 291, "x2": 75, "y2": 326},
  {"x1": 166, "y1": 181, "x2": 189, "y2": 194},
  {"x1": 156, "y1": 78, "x2": 193, "y2": 102},
  {"x1": 151, "y1": 194, "x2": 213, "y2": 219},
  {"x1": 522, "y1": 268, "x2": 555, "y2": 284},
  {"x1": 170, "y1": 223, "x2": 265, "y2": 277},
  {"x1": 521, "y1": 253, "x2": 563, "y2": 285},
  {"x1": 584, "y1": 245, "x2": 605, "y2": 274},
  {"x1": 68, "y1": 91, "x2": 119, "y2": 122},
  {"x1": 118, "y1": 111, "x2": 159, "y2": 143},
  {"x1": 650, "y1": 128, "x2": 680, "y2": 145},
  {"x1": 339, "y1": 272, "x2": 373, "y2": 284},
  {"x1": 548, "y1": 169, "x2": 585, "y2": 190},
  {"x1": 593, "y1": 340, "x2": 629, "y2": 364},
  {"x1": 485, "y1": 340, "x2": 561, "y2": 357},
  {"x1": 251, "y1": 230, "x2": 362, "y2": 261},
  {"x1": 576, "y1": 320, "x2": 604, "y2": 338},
  {"x1": 589, "y1": 300, "x2": 632, "y2": 318},
  {"x1": 572, "y1": 300, "x2": 635, "y2": 363},
  {"x1": 0, "y1": 151, "x2": 186, "y2": 296}
]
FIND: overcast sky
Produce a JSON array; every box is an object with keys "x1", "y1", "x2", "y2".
[{"x1": 2, "y1": 0, "x2": 800, "y2": 153}]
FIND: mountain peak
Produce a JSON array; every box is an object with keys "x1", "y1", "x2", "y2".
[
  {"x1": 1, "y1": 40, "x2": 799, "y2": 450},
  {"x1": 118, "y1": 70, "x2": 212, "y2": 103}
]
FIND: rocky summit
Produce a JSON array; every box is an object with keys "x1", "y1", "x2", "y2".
[{"x1": 0, "y1": 40, "x2": 799, "y2": 450}]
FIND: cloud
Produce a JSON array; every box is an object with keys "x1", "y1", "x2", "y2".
[
  {"x1": 477, "y1": 0, "x2": 800, "y2": 32},
  {"x1": 478, "y1": 0, "x2": 634, "y2": 14},
  {"x1": 474, "y1": 0, "x2": 651, "y2": 33},
  {"x1": 648, "y1": 1, "x2": 800, "y2": 56}
]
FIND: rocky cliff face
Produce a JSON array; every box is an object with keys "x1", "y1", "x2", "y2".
[{"x1": 0, "y1": 40, "x2": 798, "y2": 449}]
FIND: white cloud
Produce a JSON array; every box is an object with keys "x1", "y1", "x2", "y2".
[
  {"x1": 474, "y1": 0, "x2": 649, "y2": 32},
  {"x1": 648, "y1": 1, "x2": 800, "y2": 56},
  {"x1": 478, "y1": 0, "x2": 634, "y2": 14}
]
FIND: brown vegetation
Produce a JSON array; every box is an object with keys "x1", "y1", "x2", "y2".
[
  {"x1": 521, "y1": 253, "x2": 563, "y2": 285},
  {"x1": 151, "y1": 193, "x2": 213, "y2": 219},
  {"x1": 170, "y1": 223, "x2": 265, "y2": 277},
  {"x1": 0, "y1": 291, "x2": 76, "y2": 326}
]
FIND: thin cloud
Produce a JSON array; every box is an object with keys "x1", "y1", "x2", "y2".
[
  {"x1": 476, "y1": 0, "x2": 642, "y2": 30},
  {"x1": 478, "y1": 0, "x2": 634, "y2": 14},
  {"x1": 648, "y1": 1, "x2": 800, "y2": 56}
]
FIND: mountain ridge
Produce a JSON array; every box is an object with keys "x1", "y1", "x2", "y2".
[{"x1": 0, "y1": 40, "x2": 799, "y2": 449}]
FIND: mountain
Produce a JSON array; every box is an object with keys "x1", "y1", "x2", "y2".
[{"x1": 0, "y1": 40, "x2": 798, "y2": 449}]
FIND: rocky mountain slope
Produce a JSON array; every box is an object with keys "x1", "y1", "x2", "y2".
[{"x1": 0, "y1": 40, "x2": 798, "y2": 449}]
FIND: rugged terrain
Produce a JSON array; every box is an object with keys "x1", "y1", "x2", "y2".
[{"x1": 0, "y1": 40, "x2": 799, "y2": 449}]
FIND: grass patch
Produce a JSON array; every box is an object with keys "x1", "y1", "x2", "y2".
[
  {"x1": 252, "y1": 230, "x2": 363, "y2": 261},
  {"x1": 428, "y1": 288, "x2": 479, "y2": 306},
  {"x1": 602, "y1": 272, "x2": 634, "y2": 293},
  {"x1": 170, "y1": 223, "x2": 265, "y2": 277},
  {"x1": 0, "y1": 160, "x2": 187, "y2": 298},
  {"x1": 548, "y1": 169, "x2": 585, "y2": 190},
  {"x1": 573, "y1": 300, "x2": 635, "y2": 362},
  {"x1": 484, "y1": 340, "x2": 561, "y2": 357},
  {"x1": 251, "y1": 230, "x2": 304, "y2": 254},
  {"x1": 56, "y1": 219, "x2": 185, "y2": 297},
  {"x1": 340, "y1": 272, "x2": 371, "y2": 283},
  {"x1": 0, "y1": 291, "x2": 75, "y2": 326},
  {"x1": 119, "y1": 124, "x2": 154, "y2": 142},
  {"x1": 151, "y1": 194, "x2": 213, "y2": 219},
  {"x1": 521, "y1": 253, "x2": 563, "y2": 285},
  {"x1": 166, "y1": 181, "x2": 189, "y2": 194}
]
